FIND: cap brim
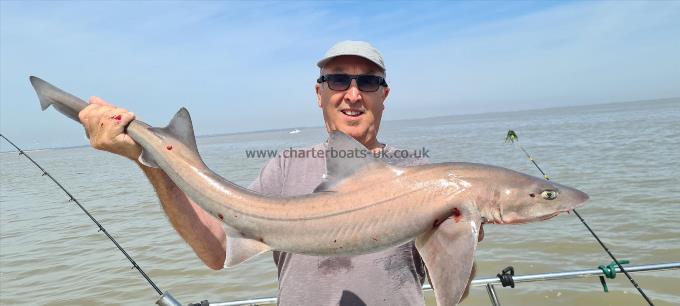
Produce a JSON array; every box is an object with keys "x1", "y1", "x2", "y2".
[{"x1": 317, "y1": 54, "x2": 385, "y2": 71}]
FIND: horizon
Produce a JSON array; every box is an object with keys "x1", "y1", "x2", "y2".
[
  {"x1": 2, "y1": 1, "x2": 679, "y2": 150},
  {"x1": 1, "y1": 96, "x2": 675, "y2": 153}
]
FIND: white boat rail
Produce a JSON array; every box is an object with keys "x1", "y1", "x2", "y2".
[{"x1": 201, "y1": 261, "x2": 680, "y2": 306}]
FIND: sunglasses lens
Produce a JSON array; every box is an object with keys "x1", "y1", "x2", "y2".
[
  {"x1": 326, "y1": 75, "x2": 351, "y2": 90},
  {"x1": 357, "y1": 76, "x2": 381, "y2": 92},
  {"x1": 323, "y1": 74, "x2": 384, "y2": 92}
]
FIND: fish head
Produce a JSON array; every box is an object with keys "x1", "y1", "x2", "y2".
[
  {"x1": 489, "y1": 169, "x2": 589, "y2": 224},
  {"x1": 450, "y1": 163, "x2": 589, "y2": 224}
]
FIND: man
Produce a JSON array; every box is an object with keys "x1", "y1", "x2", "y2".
[{"x1": 79, "y1": 41, "x2": 479, "y2": 305}]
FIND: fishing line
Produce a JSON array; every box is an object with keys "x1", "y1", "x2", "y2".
[
  {"x1": 504, "y1": 130, "x2": 654, "y2": 305},
  {"x1": 0, "y1": 133, "x2": 170, "y2": 299}
]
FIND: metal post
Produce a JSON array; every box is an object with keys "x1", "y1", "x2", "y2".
[{"x1": 485, "y1": 284, "x2": 501, "y2": 306}]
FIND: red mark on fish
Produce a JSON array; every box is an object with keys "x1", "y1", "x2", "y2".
[
  {"x1": 452, "y1": 207, "x2": 462, "y2": 223},
  {"x1": 166, "y1": 145, "x2": 173, "y2": 150}
]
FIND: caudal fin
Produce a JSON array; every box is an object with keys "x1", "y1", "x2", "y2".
[
  {"x1": 29, "y1": 76, "x2": 88, "y2": 122},
  {"x1": 29, "y1": 76, "x2": 56, "y2": 111}
]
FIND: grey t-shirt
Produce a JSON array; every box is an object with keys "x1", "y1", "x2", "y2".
[{"x1": 246, "y1": 143, "x2": 428, "y2": 306}]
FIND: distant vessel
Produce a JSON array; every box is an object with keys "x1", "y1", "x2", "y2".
[{"x1": 289, "y1": 129, "x2": 301, "y2": 134}]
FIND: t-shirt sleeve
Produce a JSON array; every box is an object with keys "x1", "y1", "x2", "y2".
[{"x1": 247, "y1": 154, "x2": 286, "y2": 196}]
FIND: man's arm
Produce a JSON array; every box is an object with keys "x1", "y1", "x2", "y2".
[
  {"x1": 79, "y1": 96, "x2": 226, "y2": 270},
  {"x1": 139, "y1": 165, "x2": 226, "y2": 270}
]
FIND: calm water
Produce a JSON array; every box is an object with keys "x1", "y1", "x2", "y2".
[{"x1": 1, "y1": 99, "x2": 679, "y2": 305}]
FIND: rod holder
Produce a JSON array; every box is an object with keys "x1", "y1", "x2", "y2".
[{"x1": 156, "y1": 291, "x2": 182, "y2": 306}]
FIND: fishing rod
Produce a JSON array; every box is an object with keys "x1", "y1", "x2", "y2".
[
  {"x1": 504, "y1": 130, "x2": 655, "y2": 306},
  {"x1": 0, "y1": 133, "x2": 181, "y2": 306}
]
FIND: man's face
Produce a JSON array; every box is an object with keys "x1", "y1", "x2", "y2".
[{"x1": 316, "y1": 55, "x2": 390, "y2": 150}]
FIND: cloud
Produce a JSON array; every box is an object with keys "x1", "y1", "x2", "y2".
[
  {"x1": 384, "y1": 1, "x2": 680, "y2": 118},
  {"x1": 1, "y1": 1, "x2": 678, "y2": 149}
]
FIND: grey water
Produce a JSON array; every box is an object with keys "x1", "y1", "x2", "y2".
[{"x1": 1, "y1": 99, "x2": 679, "y2": 305}]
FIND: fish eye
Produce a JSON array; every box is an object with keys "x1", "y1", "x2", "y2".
[{"x1": 541, "y1": 190, "x2": 558, "y2": 200}]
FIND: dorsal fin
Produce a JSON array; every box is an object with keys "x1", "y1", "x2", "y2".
[
  {"x1": 164, "y1": 107, "x2": 198, "y2": 152},
  {"x1": 140, "y1": 108, "x2": 201, "y2": 168},
  {"x1": 314, "y1": 131, "x2": 387, "y2": 192},
  {"x1": 149, "y1": 108, "x2": 200, "y2": 153}
]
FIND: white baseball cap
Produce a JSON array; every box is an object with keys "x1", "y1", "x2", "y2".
[{"x1": 317, "y1": 40, "x2": 386, "y2": 71}]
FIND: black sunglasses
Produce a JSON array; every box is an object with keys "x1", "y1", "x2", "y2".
[{"x1": 317, "y1": 74, "x2": 388, "y2": 92}]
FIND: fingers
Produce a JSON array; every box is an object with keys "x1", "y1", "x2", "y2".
[
  {"x1": 77, "y1": 98, "x2": 141, "y2": 160},
  {"x1": 79, "y1": 97, "x2": 111, "y2": 127},
  {"x1": 109, "y1": 110, "x2": 137, "y2": 147},
  {"x1": 99, "y1": 107, "x2": 133, "y2": 145},
  {"x1": 79, "y1": 104, "x2": 111, "y2": 142},
  {"x1": 79, "y1": 104, "x2": 101, "y2": 139},
  {"x1": 89, "y1": 96, "x2": 111, "y2": 106}
]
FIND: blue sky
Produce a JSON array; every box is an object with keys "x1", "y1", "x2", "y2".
[{"x1": 1, "y1": 1, "x2": 679, "y2": 149}]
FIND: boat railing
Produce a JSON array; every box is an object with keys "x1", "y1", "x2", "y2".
[{"x1": 200, "y1": 261, "x2": 680, "y2": 306}]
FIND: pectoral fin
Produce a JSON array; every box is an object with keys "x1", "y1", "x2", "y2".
[
  {"x1": 223, "y1": 223, "x2": 271, "y2": 268},
  {"x1": 224, "y1": 235, "x2": 271, "y2": 268},
  {"x1": 416, "y1": 208, "x2": 481, "y2": 306},
  {"x1": 138, "y1": 149, "x2": 159, "y2": 168}
]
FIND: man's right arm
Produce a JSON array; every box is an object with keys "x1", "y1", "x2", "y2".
[
  {"x1": 79, "y1": 97, "x2": 226, "y2": 270},
  {"x1": 138, "y1": 165, "x2": 226, "y2": 269}
]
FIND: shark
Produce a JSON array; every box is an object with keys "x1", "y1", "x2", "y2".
[{"x1": 30, "y1": 76, "x2": 589, "y2": 305}]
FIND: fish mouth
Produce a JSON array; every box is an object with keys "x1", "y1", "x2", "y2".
[
  {"x1": 503, "y1": 212, "x2": 560, "y2": 224},
  {"x1": 538, "y1": 211, "x2": 561, "y2": 221}
]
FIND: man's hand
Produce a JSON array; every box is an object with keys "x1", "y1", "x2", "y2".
[{"x1": 78, "y1": 96, "x2": 141, "y2": 161}]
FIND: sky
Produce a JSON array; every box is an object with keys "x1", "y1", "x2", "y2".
[{"x1": 1, "y1": 1, "x2": 679, "y2": 149}]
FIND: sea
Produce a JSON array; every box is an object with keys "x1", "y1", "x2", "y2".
[{"x1": 1, "y1": 99, "x2": 679, "y2": 306}]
